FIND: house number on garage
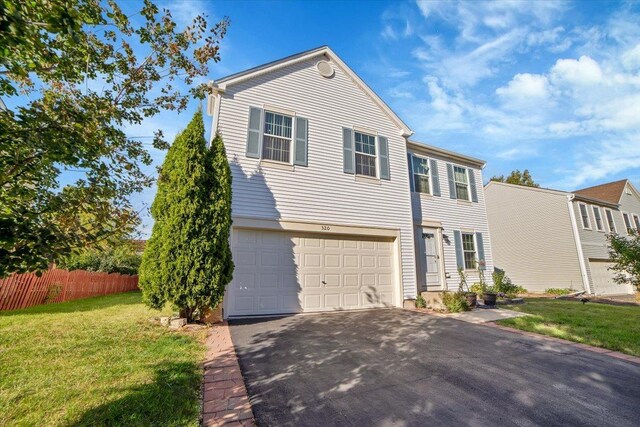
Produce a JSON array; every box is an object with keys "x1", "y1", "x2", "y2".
[{"x1": 321, "y1": 225, "x2": 331, "y2": 231}]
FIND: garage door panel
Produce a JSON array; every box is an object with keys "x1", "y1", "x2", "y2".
[
  {"x1": 589, "y1": 259, "x2": 634, "y2": 295},
  {"x1": 228, "y1": 229, "x2": 396, "y2": 316},
  {"x1": 324, "y1": 254, "x2": 341, "y2": 268},
  {"x1": 361, "y1": 255, "x2": 376, "y2": 268}
]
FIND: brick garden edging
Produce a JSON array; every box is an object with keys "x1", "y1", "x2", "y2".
[
  {"x1": 202, "y1": 322, "x2": 254, "y2": 426},
  {"x1": 484, "y1": 322, "x2": 640, "y2": 365}
]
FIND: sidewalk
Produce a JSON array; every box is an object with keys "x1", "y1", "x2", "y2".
[{"x1": 202, "y1": 322, "x2": 254, "y2": 426}]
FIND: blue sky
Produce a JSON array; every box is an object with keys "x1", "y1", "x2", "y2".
[{"x1": 63, "y1": 1, "x2": 640, "y2": 235}]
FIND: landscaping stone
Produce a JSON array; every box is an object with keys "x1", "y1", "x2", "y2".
[
  {"x1": 511, "y1": 298, "x2": 525, "y2": 304},
  {"x1": 160, "y1": 316, "x2": 170, "y2": 326},
  {"x1": 169, "y1": 317, "x2": 187, "y2": 329}
]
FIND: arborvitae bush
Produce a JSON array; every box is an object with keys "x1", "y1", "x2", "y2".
[{"x1": 139, "y1": 110, "x2": 233, "y2": 321}]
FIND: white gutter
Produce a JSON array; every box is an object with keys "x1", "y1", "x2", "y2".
[{"x1": 567, "y1": 194, "x2": 592, "y2": 294}]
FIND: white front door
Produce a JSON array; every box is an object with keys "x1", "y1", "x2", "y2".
[{"x1": 417, "y1": 227, "x2": 443, "y2": 291}]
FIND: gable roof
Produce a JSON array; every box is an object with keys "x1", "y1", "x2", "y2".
[
  {"x1": 407, "y1": 140, "x2": 486, "y2": 168},
  {"x1": 484, "y1": 181, "x2": 620, "y2": 208},
  {"x1": 211, "y1": 46, "x2": 413, "y2": 137},
  {"x1": 574, "y1": 179, "x2": 629, "y2": 204}
]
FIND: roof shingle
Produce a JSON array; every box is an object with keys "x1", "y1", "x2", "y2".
[{"x1": 574, "y1": 179, "x2": 628, "y2": 204}]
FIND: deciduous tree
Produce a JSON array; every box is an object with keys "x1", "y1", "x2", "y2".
[
  {"x1": 0, "y1": 0, "x2": 228, "y2": 276},
  {"x1": 607, "y1": 231, "x2": 640, "y2": 293},
  {"x1": 490, "y1": 169, "x2": 539, "y2": 187}
]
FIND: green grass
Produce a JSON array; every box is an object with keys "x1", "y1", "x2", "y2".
[
  {"x1": 0, "y1": 292, "x2": 206, "y2": 427},
  {"x1": 499, "y1": 298, "x2": 640, "y2": 357}
]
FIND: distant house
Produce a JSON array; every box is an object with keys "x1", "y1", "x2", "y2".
[
  {"x1": 485, "y1": 179, "x2": 640, "y2": 295},
  {"x1": 207, "y1": 46, "x2": 493, "y2": 318}
]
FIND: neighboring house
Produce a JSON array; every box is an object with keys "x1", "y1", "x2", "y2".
[
  {"x1": 485, "y1": 179, "x2": 640, "y2": 295},
  {"x1": 208, "y1": 46, "x2": 493, "y2": 318}
]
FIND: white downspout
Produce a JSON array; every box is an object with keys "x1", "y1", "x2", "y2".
[{"x1": 567, "y1": 195, "x2": 592, "y2": 294}]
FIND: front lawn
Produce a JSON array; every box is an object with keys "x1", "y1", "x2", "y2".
[
  {"x1": 0, "y1": 292, "x2": 206, "y2": 426},
  {"x1": 499, "y1": 298, "x2": 640, "y2": 357}
]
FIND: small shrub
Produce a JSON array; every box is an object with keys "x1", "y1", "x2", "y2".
[
  {"x1": 470, "y1": 283, "x2": 485, "y2": 297},
  {"x1": 545, "y1": 288, "x2": 573, "y2": 296},
  {"x1": 61, "y1": 245, "x2": 141, "y2": 275},
  {"x1": 492, "y1": 270, "x2": 526, "y2": 297},
  {"x1": 441, "y1": 291, "x2": 470, "y2": 313},
  {"x1": 415, "y1": 293, "x2": 426, "y2": 309}
]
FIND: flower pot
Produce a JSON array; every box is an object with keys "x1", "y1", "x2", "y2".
[
  {"x1": 483, "y1": 292, "x2": 497, "y2": 307},
  {"x1": 465, "y1": 292, "x2": 477, "y2": 308}
]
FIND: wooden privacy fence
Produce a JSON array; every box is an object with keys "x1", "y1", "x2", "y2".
[{"x1": 0, "y1": 269, "x2": 139, "y2": 311}]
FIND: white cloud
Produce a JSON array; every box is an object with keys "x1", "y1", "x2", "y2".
[
  {"x1": 621, "y1": 43, "x2": 640, "y2": 70},
  {"x1": 496, "y1": 73, "x2": 550, "y2": 100},
  {"x1": 551, "y1": 55, "x2": 603, "y2": 85}
]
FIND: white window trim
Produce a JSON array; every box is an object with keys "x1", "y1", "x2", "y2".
[
  {"x1": 605, "y1": 208, "x2": 617, "y2": 233},
  {"x1": 592, "y1": 206, "x2": 604, "y2": 232},
  {"x1": 453, "y1": 164, "x2": 471, "y2": 202},
  {"x1": 261, "y1": 109, "x2": 295, "y2": 165},
  {"x1": 633, "y1": 214, "x2": 640, "y2": 231},
  {"x1": 622, "y1": 211, "x2": 633, "y2": 234},
  {"x1": 353, "y1": 129, "x2": 379, "y2": 179},
  {"x1": 410, "y1": 153, "x2": 432, "y2": 195},
  {"x1": 578, "y1": 203, "x2": 591, "y2": 230}
]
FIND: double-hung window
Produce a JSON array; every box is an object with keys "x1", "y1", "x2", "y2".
[
  {"x1": 262, "y1": 111, "x2": 293, "y2": 163},
  {"x1": 592, "y1": 206, "x2": 604, "y2": 231},
  {"x1": 623, "y1": 212, "x2": 633, "y2": 234},
  {"x1": 354, "y1": 131, "x2": 376, "y2": 177},
  {"x1": 462, "y1": 233, "x2": 476, "y2": 270},
  {"x1": 605, "y1": 209, "x2": 617, "y2": 233},
  {"x1": 454, "y1": 166, "x2": 470, "y2": 201},
  {"x1": 578, "y1": 203, "x2": 591, "y2": 229},
  {"x1": 412, "y1": 156, "x2": 430, "y2": 194},
  {"x1": 634, "y1": 214, "x2": 640, "y2": 231}
]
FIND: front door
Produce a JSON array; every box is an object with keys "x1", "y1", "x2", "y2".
[{"x1": 417, "y1": 227, "x2": 443, "y2": 291}]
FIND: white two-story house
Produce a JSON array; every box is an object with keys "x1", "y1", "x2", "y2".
[
  {"x1": 485, "y1": 179, "x2": 639, "y2": 296},
  {"x1": 208, "y1": 46, "x2": 493, "y2": 318}
]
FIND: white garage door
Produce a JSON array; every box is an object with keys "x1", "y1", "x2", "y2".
[
  {"x1": 589, "y1": 259, "x2": 634, "y2": 295},
  {"x1": 227, "y1": 229, "x2": 396, "y2": 317}
]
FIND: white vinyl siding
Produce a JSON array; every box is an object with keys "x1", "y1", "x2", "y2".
[
  {"x1": 579, "y1": 203, "x2": 591, "y2": 229},
  {"x1": 354, "y1": 131, "x2": 377, "y2": 177},
  {"x1": 216, "y1": 57, "x2": 416, "y2": 299},
  {"x1": 453, "y1": 166, "x2": 470, "y2": 201},
  {"x1": 605, "y1": 209, "x2": 617, "y2": 233},
  {"x1": 410, "y1": 148, "x2": 493, "y2": 289},
  {"x1": 412, "y1": 156, "x2": 431, "y2": 194},
  {"x1": 485, "y1": 183, "x2": 583, "y2": 293},
  {"x1": 592, "y1": 206, "x2": 604, "y2": 231}
]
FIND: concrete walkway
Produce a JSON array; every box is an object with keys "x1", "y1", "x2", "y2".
[
  {"x1": 202, "y1": 322, "x2": 254, "y2": 426},
  {"x1": 448, "y1": 307, "x2": 530, "y2": 323}
]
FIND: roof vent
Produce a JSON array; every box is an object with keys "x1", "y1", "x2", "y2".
[{"x1": 316, "y1": 60, "x2": 334, "y2": 78}]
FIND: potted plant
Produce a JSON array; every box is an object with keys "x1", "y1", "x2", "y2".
[
  {"x1": 476, "y1": 264, "x2": 497, "y2": 307},
  {"x1": 458, "y1": 267, "x2": 477, "y2": 308}
]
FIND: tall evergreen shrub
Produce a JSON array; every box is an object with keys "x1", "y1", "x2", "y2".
[{"x1": 139, "y1": 110, "x2": 233, "y2": 321}]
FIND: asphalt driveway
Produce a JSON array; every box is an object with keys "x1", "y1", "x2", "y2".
[{"x1": 229, "y1": 309, "x2": 640, "y2": 426}]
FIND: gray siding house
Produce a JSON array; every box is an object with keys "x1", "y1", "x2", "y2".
[
  {"x1": 207, "y1": 46, "x2": 493, "y2": 318},
  {"x1": 485, "y1": 179, "x2": 639, "y2": 295}
]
